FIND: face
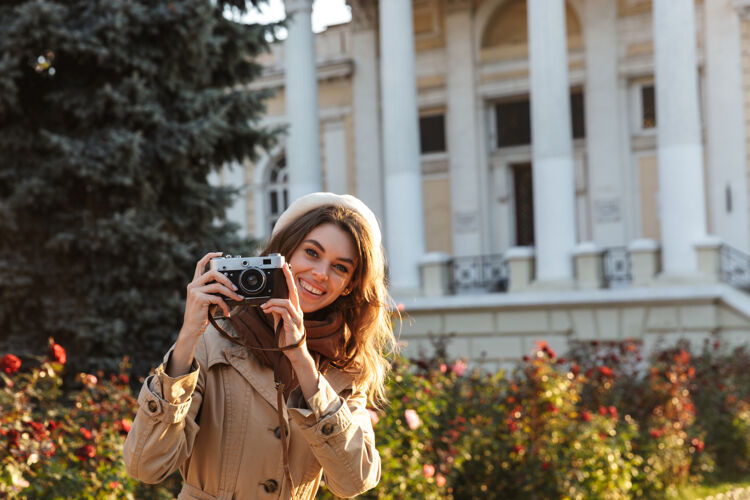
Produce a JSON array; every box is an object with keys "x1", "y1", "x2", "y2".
[{"x1": 288, "y1": 223, "x2": 358, "y2": 313}]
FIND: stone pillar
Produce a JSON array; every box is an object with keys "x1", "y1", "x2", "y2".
[
  {"x1": 573, "y1": 242, "x2": 603, "y2": 290},
  {"x1": 506, "y1": 247, "x2": 535, "y2": 292},
  {"x1": 628, "y1": 239, "x2": 661, "y2": 286},
  {"x1": 379, "y1": 0, "x2": 425, "y2": 293},
  {"x1": 445, "y1": 0, "x2": 482, "y2": 256},
  {"x1": 583, "y1": 0, "x2": 627, "y2": 247},
  {"x1": 706, "y1": 1, "x2": 749, "y2": 252},
  {"x1": 420, "y1": 252, "x2": 453, "y2": 297},
  {"x1": 652, "y1": 0, "x2": 708, "y2": 274},
  {"x1": 348, "y1": 0, "x2": 385, "y2": 223},
  {"x1": 284, "y1": 0, "x2": 322, "y2": 201},
  {"x1": 527, "y1": 0, "x2": 577, "y2": 283},
  {"x1": 695, "y1": 236, "x2": 723, "y2": 283}
]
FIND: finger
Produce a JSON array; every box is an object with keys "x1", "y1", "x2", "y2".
[
  {"x1": 260, "y1": 298, "x2": 302, "y2": 324},
  {"x1": 194, "y1": 252, "x2": 224, "y2": 282},
  {"x1": 261, "y1": 305, "x2": 301, "y2": 333},
  {"x1": 198, "y1": 282, "x2": 244, "y2": 302},
  {"x1": 282, "y1": 262, "x2": 300, "y2": 310},
  {"x1": 199, "y1": 292, "x2": 231, "y2": 317},
  {"x1": 196, "y1": 269, "x2": 239, "y2": 292}
]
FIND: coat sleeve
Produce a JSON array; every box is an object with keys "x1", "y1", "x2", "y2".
[
  {"x1": 123, "y1": 338, "x2": 207, "y2": 484},
  {"x1": 287, "y1": 375, "x2": 381, "y2": 498}
]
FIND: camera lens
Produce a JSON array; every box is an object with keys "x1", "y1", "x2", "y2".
[{"x1": 239, "y1": 267, "x2": 266, "y2": 295}]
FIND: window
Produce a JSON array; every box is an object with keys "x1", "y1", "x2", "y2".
[
  {"x1": 266, "y1": 156, "x2": 288, "y2": 234},
  {"x1": 419, "y1": 114, "x2": 446, "y2": 153},
  {"x1": 641, "y1": 85, "x2": 656, "y2": 129},
  {"x1": 495, "y1": 91, "x2": 585, "y2": 148}
]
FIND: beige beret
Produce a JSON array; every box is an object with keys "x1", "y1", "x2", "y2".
[{"x1": 271, "y1": 192, "x2": 382, "y2": 247}]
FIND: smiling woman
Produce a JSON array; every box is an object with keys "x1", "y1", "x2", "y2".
[{"x1": 124, "y1": 192, "x2": 395, "y2": 500}]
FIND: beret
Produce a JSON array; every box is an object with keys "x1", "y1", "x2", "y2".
[{"x1": 271, "y1": 192, "x2": 382, "y2": 247}]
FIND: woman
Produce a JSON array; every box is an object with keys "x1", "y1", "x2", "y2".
[{"x1": 124, "y1": 192, "x2": 395, "y2": 499}]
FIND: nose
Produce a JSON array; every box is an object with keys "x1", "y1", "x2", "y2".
[{"x1": 311, "y1": 265, "x2": 328, "y2": 281}]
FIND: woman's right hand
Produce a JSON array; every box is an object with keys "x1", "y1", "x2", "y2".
[{"x1": 180, "y1": 251, "x2": 245, "y2": 340}]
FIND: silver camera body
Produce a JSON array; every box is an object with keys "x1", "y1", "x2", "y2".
[{"x1": 210, "y1": 253, "x2": 287, "y2": 305}]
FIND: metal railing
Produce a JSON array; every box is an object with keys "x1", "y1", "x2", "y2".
[
  {"x1": 720, "y1": 244, "x2": 750, "y2": 291},
  {"x1": 450, "y1": 254, "x2": 509, "y2": 294},
  {"x1": 602, "y1": 247, "x2": 632, "y2": 288}
]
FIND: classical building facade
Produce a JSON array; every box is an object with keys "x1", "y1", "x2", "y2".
[{"x1": 220, "y1": 0, "x2": 750, "y2": 370}]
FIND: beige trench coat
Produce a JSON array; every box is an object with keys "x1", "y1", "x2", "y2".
[{"x1": 123, "y1": 324, "x2": 381, "y2": 499}]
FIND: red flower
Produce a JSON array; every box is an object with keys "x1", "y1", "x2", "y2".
[
  {"x1": 512, "y1": 444, "x2": 524, "y2": 453},
  {"x1": 598, "y1": 366, "x2": 614, "y2": 378},
  {"x1": 46, "y1": 421, "x2": 59, "y2": 432},
  {"x1": 507, "y1": 419, "x2": 517, "y2": 432},
  {"x1": 649, "y1": 429, "x2": 662, "y2": 439},
  {"x1": 75, "y1": 444, "x2": 96, "y2": 461},
  {"x1": 41, "y1": 442, "x2": 56, "y2": 458},
  {"x1": 119, "y1": 419, "x2": 132, "y2": 434},
  {"x1": 80, "y1": 427, "x2": 93, "y2": 440},
  {"x1": 542, "y1": 462, "x2": 551, "y2": 471},
  {"x1": 581, "y1": 411, "x2": 593, "y2": 422},
  {"x1": 691, "y1": 438, "x2": 705, "y2": 452},
  {"x1": 599, "y1": 406, "x2": 608, "y2": 416},
  {"x1": 608, "y1": 406, "x2": 618, "y2": 419},
  {"x1": 435, "y1": 473, "x2": 446, "y2": 487},
  {"x1": 119, "y1": 374, "x2": 129, "y2": 384},
  {"x1": 48, "y1": 343, "x2": 66, "y2": 364},
  {"x1": 571, "y1": 364, "x2": 580, "y2": 376},
  {"x1": 29, "y1": 421, "x2": 47, "y2": 440},
  {"x1": 0, "y1": 354, "x2": 21, "y2": 375}
]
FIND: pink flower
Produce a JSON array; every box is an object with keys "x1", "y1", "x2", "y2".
[
  {"x1": 436, "y1": 473, "x2": 446, "y2": 487},
  {"x1": 367, "y1": 409, "x2": 379, "y2": 426},
  {"x1": 404, "y1": 409, "x2": 421, "y2": 430},
  {"x1": 439, "y1": 363, "x2": 447, "y2": 373},
  {"x1": 82, "y1": 374, "x2": 97, "y2": 387},
  {"x1": 451, "y1": 360, "x2": 467, "y2": 377},
  {"x1": 423, "y1": 464, "x2": 435, "y2": 478},
  {"x1": 48, "y1": 342, "x2": 66, "y2": 364}
]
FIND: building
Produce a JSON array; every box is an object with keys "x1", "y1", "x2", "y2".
[{"x1": 219, "y1": 0, "x2": 750, "y2": 370}]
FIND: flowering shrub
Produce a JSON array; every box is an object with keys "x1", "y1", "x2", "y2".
[{"x1": 0, "y1": 339, "x2": 179, "y2": 498}]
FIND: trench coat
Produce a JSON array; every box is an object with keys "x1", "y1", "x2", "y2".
[{"x1": 123, "y1": 323, "x2": 381, "y2": 499}]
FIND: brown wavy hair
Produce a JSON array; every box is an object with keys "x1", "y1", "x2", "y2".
[{"x1": 261, "y1": 204, "x2": 397, "y2": 407}]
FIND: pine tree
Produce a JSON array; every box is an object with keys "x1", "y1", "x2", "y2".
[{"x1": 0, "y1": 0, "x2": 277, "y2": 375}]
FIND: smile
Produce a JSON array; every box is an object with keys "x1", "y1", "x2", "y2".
[{"x1": 299, "y1": 278, "x2": 325, "y2": 296}]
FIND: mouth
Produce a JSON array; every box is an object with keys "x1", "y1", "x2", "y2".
[{"x1": 298, "y1": 278, "x2": 326, "y2": 297}]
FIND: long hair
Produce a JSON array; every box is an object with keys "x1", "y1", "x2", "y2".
[{"x1": 262, "y1": 204, "x2": 397, "y2": 407}]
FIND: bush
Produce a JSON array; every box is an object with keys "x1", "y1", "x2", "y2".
[{"x1": 0, "y1": 339, "x2": 179, "y2": 498}]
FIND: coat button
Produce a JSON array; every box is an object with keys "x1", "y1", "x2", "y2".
[
  {"x1": 147, "y1": 400, "x2": 158, "y2": 413},
  {"x1": 321, "y1": 423, "x2": 334, "y2": 435},
  {"x1": 272, "y1": 426, "x2": 289, "y2": 439},
  {"x1": 262, "y1": 479, "x2": 278, "y2": 493}
]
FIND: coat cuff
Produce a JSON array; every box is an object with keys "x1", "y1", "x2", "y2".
[
  {"x1": 288, "y1": 374, "x2": 351, "y2": 440},
  {"x1": 137, "y1": 356, "x2": 199, "y2": 425}
]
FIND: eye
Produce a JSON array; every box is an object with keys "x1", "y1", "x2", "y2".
[
  {"x1": 305, "y1": 248, "x2": 318, "y2": 258},
  {"x1": 334, "y1": 263, "x2": 349, "y2": 273}
]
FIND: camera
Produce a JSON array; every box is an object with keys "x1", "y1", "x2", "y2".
[{"x1": 210, "y1": 253, "x2": 288, "y2": 306}]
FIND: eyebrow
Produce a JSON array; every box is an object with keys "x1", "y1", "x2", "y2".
[{"x1": 304, "y1": 239, "x2": 355, "y2": 266}]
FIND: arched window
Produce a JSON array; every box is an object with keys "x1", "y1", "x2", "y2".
[{"x1": 266, "y1": 156, "x2": 289, "y2": 234}]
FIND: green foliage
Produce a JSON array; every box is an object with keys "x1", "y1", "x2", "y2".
[{"x1": 0, "y1": 0, "x2": 277, "y2": 376}]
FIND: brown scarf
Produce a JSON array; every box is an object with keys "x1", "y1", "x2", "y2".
[{"x1": 208, "y1": 304, "x2": 351, "y2": 493}]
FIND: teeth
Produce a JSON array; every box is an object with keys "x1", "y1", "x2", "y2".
[{"x1": 300, "y1": 279, "x2": 324, "y2": 296}]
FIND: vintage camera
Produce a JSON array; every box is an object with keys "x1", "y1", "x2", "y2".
[{"x1": 210, "y1": 253, "x2": 288, "y2": 306}]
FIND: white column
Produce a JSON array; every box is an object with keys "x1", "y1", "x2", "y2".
[
  {"x1": 284, "y1": 0, "x2": 322, "y2": 201},
  {"x1": 705, "y1": 1, "x2": 749, "y2": 252},
  {"x1": 583, "y1": 0, "x2": 627, "y2": 247},
  {"x1": 446, "y1": 1, "x2": 482, "y2": 257},
  {"x1": 349, "y1": 0, "x2": 385, "y2": 223},
  {"x1": 323, "y1": 120, "x2": 347, "y2": 194},
  {"x1": 527, "y1": 0, "x2": 577, "y2": 282},
  {"x1": 653, "y1": 0, "x2": 708, "y2": 274},
  {"x1": 379, "y1": 0, "x2": 425, "y2": 292}
]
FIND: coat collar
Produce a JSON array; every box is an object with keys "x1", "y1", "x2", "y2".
[{"x1": 202, "y1": 325, "x2": 357, "y2": 411}]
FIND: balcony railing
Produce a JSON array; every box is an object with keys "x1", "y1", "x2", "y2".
[
  {"x1": 450, "y1": 254, "x2": 508, "y2": 294},
  {"x1": 720, "y1": 244, "x2": 750, "y2": 291},
  {"x1": 602, "y1": 247, "x2": 632, "y2": 288}
]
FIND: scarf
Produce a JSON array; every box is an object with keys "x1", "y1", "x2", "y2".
[{"x1": 208, "y1": 304, "x2": 351, "y2": 493}]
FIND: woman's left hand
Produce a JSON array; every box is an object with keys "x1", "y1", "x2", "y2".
[{"x1": 260, "y1": 262, "x2": 311, "y2": 365}]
